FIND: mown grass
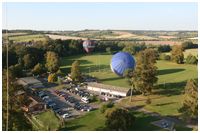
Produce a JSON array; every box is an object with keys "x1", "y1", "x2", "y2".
[
  {"x1": 60, "y1": 53, "x2": 197, "y2": 117},
  {"x1": 60, "y1": 109, "x2": 161, "y2": 131},
  {"x1": 34, "y1": 110, "x2": 61, "y2": 131}
]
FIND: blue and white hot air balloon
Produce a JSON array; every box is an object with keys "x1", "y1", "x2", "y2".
[{"x1": 110, "y1": 52, "x2": 135, "y2": 76}]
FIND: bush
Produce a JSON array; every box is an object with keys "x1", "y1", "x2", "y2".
[
  {"x1": 100, "y1": 102, "x2": 114, "y2": 113},
  {"x1": 48, "y1": 73, "x2": 57, "y2": 83},
  {"x1": 89, "y1": 95, "x2": 98, "y2": 103},
  {"x1": 100, "y1": 104, "x2": 107, "y2": 113},
  {"x1": 182, "y1": 41, "x2": 198, "y2": 50},
  {"x1": 186, "y1": 54, "x2": 197, "y2": 64}
]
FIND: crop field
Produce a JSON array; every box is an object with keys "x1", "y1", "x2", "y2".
[
  {"x1": 140, "y1": 41, "x2": 182, "y2": 46},
  {"x1": 8, "y1": 34, "x2": 47, "y2": 42},
  {"x1": 60, "y1": 53, "x2": 197, "y2": 117}
]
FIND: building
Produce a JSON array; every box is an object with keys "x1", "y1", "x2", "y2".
[
  {"x1": 21, "y1": 96, "x2": 46, "y2": 114},
  {"x1": 17, "y1": 77, "x2": 45, "y2": 89},
  {"x1": 86, "y1": 82, "x2": 130, "y2": 97}
]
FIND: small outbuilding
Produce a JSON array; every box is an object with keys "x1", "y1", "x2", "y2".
[{"x1": 22, "y1": 96, "x2": 46, "y2": 114}]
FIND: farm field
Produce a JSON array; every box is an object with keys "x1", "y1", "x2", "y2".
[
  {"x1": 8, "y1": 34, "x2": 47, "y2": 42},
  {"x1": 60, "y1": 53, "x2": 197, "y2": 116}
]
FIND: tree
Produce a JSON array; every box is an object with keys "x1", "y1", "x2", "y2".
[
  {"x1": 2, "y1": 70, "x2": 32, "y2": 131},
  {"x1": 182, "y1": 41, "x2": 197, "y2": 50},
  {"x1": 105, "y1": 108, "x2": 135, "y2": 131},
  {"x1": 71, "y1": 60, "x2": 81, "y2": 82},
  {"x1": 32, "y1": 63, "x2": 45, "y2": 75},
  {"x1": 23, "y1": 54, "x2": 34, "y2": 69},
  {"x1": 179, "y1": 79, "x2": 198, "y2": 120},
  {"x1": 171, "y1": 45, "x2": 184, "y2": 64},
  {"x1": 106, "y1": 47, "x2": 111, "y2": 54},
  {"x1": 9, "y1": 64, "x2": 23, "y2": 78},
  {"x1": 48, "y1": 73, "x2": 57, "y2": 83},
  {"x1": 45, "y1": 51, "x2": 60, "y2": 73},
  {"x1": 131, "y1": 49, "x2": 158, "y2": 95},
  {"x1": 186, "y1": 54, "x2": 197, "y2": 64}
]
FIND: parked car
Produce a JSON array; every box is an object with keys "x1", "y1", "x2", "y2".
[
  {"x1": 80, "y1": 105, "x2": 92, "y2": 112},
  {"x1": 59, "y1": 111, "x2": 72, "y2": 119},
  {"x1": 47, "y1": 102, "x2": 56, "y2": 108},
  {"x1": 81, "y1": 97, "x2": 90, "y2": 103},
  {"x1": 42, "y1": 95, "x2": 49, "y2": 100}
]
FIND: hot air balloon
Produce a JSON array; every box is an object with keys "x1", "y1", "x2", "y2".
[
  {"x1": 83, "y1": 39, "x2": 95, "y2": 53},
  {"x1": 110, "y1": 52, "x2": 135, "y2": 76}
]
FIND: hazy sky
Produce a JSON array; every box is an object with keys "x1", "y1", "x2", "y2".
[{"x1": 2, "y1": 2, "x2": 198, "y2": 31}]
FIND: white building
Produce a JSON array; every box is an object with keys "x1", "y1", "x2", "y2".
[{"x1": 86, "y1": 82, "x2": 130, "y2": 97}]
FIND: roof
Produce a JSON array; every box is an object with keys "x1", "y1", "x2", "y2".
[
  {"x1": 27, "y1": 96, "x2": 44, "y2": 108},
  {"x1": 87, "y1": 82, "x2": 130, "y2": 93},
  {"x1": 17, "y1": 77, "x2": 44, "y2": 89}
]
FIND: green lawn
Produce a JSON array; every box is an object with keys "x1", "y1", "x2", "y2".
[
  {"x1": 60, "y1": 109, "x2": 161, "y2": 131},
  {"x1": 34, "y1": 110, "x2": 61, "y2": 131},
  {"x1": 60, "y1": 53, "x2": 197, "y2": 116}
]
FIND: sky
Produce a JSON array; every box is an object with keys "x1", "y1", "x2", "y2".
[{"x1": 2, "y1": 2, "x2": 198, "y2": 31}]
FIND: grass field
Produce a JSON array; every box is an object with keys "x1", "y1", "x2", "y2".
[
  {"x1": 34, "y1": 110, "x2": 61, "y2": 131},
  {"x1": 8, "y1": 34, "x2": 47, "y2": 42},
  {"x1": 60, "y1": 109, "x2": 162, "y2": 131},
  {"x1": 60, "y1": 53, "x2": 197, "y2": 117}
]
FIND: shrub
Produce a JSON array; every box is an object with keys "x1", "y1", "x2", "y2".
[
  {"x1": 48, "y1": 73, "x2": 57, "y2": 83},
  {"x1": 186, "y1": 54, "x2": 197, "y2": 64}
]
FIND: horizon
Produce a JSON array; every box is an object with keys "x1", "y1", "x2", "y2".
[{"x1": 2, "y1": 2, "x2": 198, "y2": 31}]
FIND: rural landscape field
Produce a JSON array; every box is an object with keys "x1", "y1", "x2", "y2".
[{"x1": 2, "y1": 2, "x2": 198, "y2": 131}]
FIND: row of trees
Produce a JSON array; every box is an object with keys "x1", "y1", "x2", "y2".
[{"x1": 159, "y1": 45, "x2": 197, "y2": 65}]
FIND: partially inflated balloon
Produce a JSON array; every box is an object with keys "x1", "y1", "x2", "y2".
[
  {"x1": 110, "y1": 52, "x2": 135, "y2": 76},
  {"x1": 83, "y1": 39, "x2": 95, "y2": 53}
]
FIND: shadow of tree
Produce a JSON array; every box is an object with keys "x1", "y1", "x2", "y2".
[
  {"x1": 157, "y1": 68, "x2": 185, "y2": 76},
  {"x1": 59, "y1": 124, "x2": 84, "y2": 131},
  {"x1": 154, "y1": 81, "x2": 187, "y2": 96},
  {"x1": 101, "y1": 77, "x2": 123, "y2": 82},
  {"x1": 155, "y1": 102, "x2": 177, "y2": 106}
]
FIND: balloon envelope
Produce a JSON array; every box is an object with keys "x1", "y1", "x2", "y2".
[
  {"x1": 83, "y1": 39, "x2": 95, "y2": 53},
  {"x1": 110, "y1": 52, "x2": 135, "y2": 76}
]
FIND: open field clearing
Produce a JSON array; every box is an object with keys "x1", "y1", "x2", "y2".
[
  {"x1": 60, "y1": 53, "x2": 197, "y2": 117},
  {"x1": 8, "y1": 34, "x2": 47, "y2": 42},
  {"x1": 140, "y1": 41, "x2": 182, "y2": 46},
  {"x1": 158, "y1": 36, "x2": 177, "y2": 39},
  {"x1": 47, "y1": 31, "x2": 157, "y2": 40},
  {"x1": 33, "y1": 110, "x2": 61, "y2": 130},
  {"x1": 60, "y1": 109, "x2": 162, "y2": 131},
  {"x1": 3, "y1": 32, "x2": 29, "y2": 37},
  {"x1": 46, "y1": 34, "x2": 89, "y2": 40}
]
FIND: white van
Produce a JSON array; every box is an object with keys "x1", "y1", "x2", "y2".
[{"x1": 81, "y1": 97, "x2": 90, "y2": 103}]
